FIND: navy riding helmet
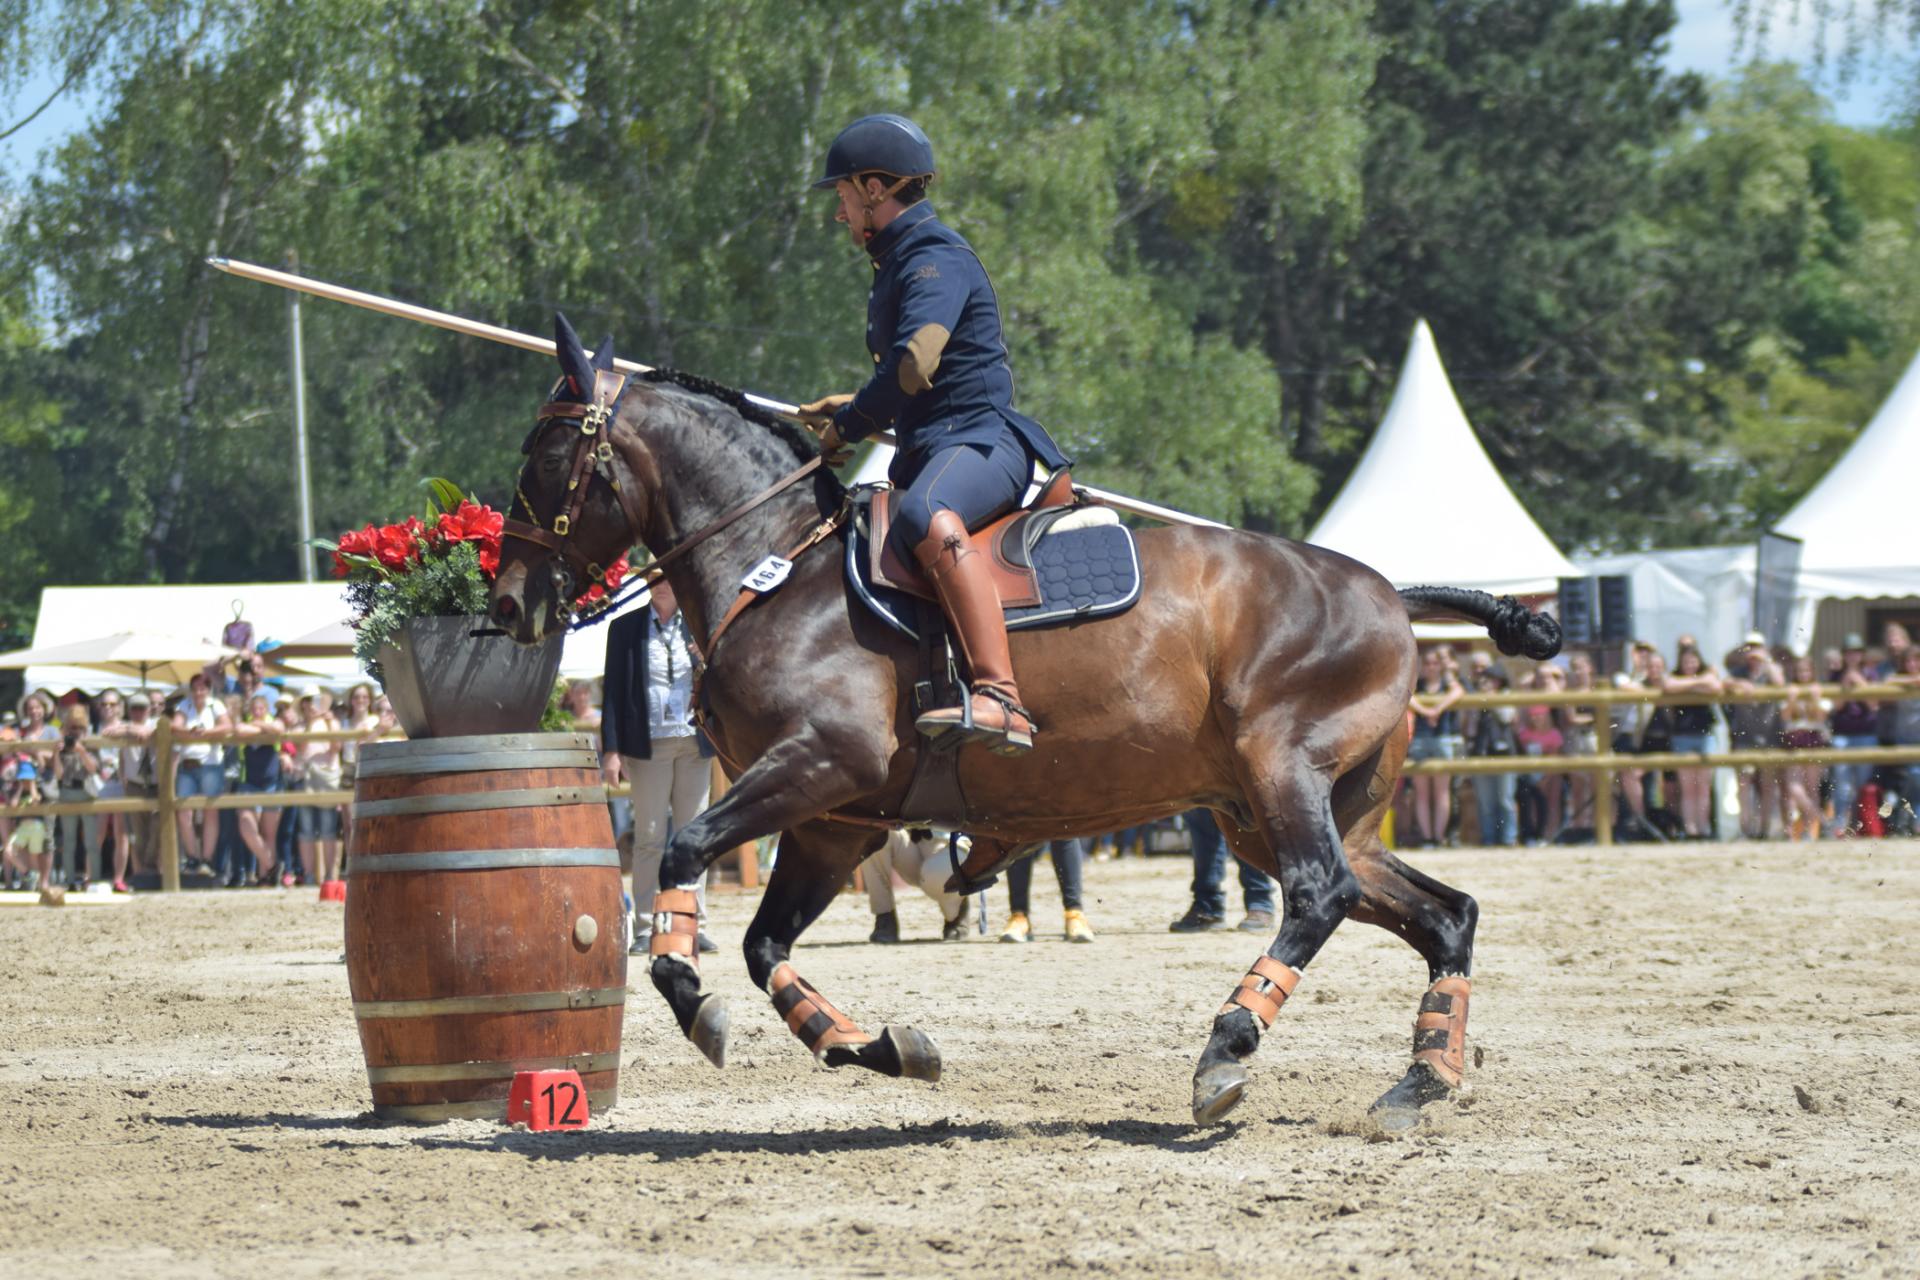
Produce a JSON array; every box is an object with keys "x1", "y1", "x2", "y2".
[{"x1": 810, "y1": 114, "x2": 936, "y2": 189}]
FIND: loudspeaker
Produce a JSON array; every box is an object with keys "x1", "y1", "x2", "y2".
[
  {"x1": 1597, "y1": 575, "x2": 1634, "y2": 645},
  {"x1": 1557, "y1": 577, "x2": 1597, "y2": 648}
]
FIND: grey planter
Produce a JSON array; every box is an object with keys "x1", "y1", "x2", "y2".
[{"x1": 375, "y1": 615, "x2": 564, "y2": 739}]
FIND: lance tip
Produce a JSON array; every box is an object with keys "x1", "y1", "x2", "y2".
[{"x1": 206, "y1": 255, "x2": 230, "y2": 270}]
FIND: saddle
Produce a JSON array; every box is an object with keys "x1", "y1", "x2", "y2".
[
  {"x1": 866, "y1": 466, "x2": 1077, "y2": 607},
  {"x1": 848, "y1": 469, "x2": 1141, "y2": 641}
]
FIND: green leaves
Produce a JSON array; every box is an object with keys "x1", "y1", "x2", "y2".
[{"x1": 1, "y1": 0, "x2": 1917, "y2": 607}]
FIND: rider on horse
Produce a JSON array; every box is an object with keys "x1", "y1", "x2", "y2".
[{"x1": 798, "y1": 113, "x2": 1069, "y2": 756}]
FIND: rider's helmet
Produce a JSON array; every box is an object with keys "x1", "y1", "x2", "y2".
[{"x1": 810, "y1": 114, "x2": 936, "y2": 190}]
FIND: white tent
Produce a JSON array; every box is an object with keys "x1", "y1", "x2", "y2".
[
  {"x1": 1307, "y1": 321, "x2": 1577, "y2": 596},
  {"x1": 25, "y1": 581, "x2": 652, "y2": 696},
  {"x1": 1772, "y1": 343, "x2": 1920, "y2": 602}
]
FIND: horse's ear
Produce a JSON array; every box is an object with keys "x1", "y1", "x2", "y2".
[
  {"x1": 589, "y1": 333, "x2": 616, "y2": 373},
  {"x1": 554, "y1": 312, "x2": 595, "y2": 398}
]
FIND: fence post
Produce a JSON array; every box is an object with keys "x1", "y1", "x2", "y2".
[
  {"x1": 1594, "y1": 757, "x2": 1615, "y2": 847},
  {"x1": 155, "y1": 716, "x2": 179, "y2": 893}
]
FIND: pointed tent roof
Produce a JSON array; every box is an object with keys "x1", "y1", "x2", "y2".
[
  {"x1": 1771, "y1": 343, "x2": 1920, "y2": 596},
  {"x1": 1306, "y1": 321, "x2": 1576, "y2": 596}
]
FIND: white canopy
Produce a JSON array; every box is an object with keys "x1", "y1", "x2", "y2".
[
  {"x1": 1771, "y1": 342, "x2": 1920, "y2": 600},
  {"x1": 25, "y1": 581, "x2": 651, "y2": 696},
  {"x1": 1307, "y1": 321, "x2": 1576, "y2": 596}
]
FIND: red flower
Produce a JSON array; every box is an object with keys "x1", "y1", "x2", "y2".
[
  {"x1": 372, "y1": 522, "x2": 417, "y2": 570},
  {"x1": 436, "y1": 500, "x2": 502, "y2": 547},
  {"x1": 478, "y1": 546, "x2": 500, "y2": 578},
  {"x1": 336, "y1": 524, "x2": 377, "y2": 557},
  {"x1": 603, "y1": 556, "x2": 629, "y2": 590}
]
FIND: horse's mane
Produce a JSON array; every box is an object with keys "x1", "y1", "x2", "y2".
[{"x1": 638, "y1": 367, "x2": 844, "y2": 495}]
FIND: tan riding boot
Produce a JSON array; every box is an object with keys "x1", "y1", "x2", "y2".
[{"x1": 912, "y1": 510, "x2": 1037, "y2": 754}]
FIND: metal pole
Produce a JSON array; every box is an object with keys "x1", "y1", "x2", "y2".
[
  {"x1": 288, "y1": 250, "x2": 316, "y2": 582},
  {"x1": 208, "y1": 255, "x2": 1224, "y2": 531}
]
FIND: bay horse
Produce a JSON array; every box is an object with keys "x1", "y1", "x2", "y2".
[{"x1": 489, "y1": 319, "x2": 1559, "y2": 1129}]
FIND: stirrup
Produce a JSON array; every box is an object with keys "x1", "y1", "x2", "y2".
[{"x1": 914, "y1": 686, "x2": 1036, "y2": 755}]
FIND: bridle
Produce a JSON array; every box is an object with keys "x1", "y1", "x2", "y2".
[
  {"x1": 500, "y1": 366, "x2": 840, "y2": 633},
  {"x1": 502, "y1": 367, "x2": 646, "y2": 601}
]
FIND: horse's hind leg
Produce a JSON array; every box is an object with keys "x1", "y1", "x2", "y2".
[
  {"x1": 1346, "y1": 813, "x2": 1478, "y2": 1130},
  {"x1": 1192, "y1": 766, "x2": 1359, "y2": 1125},
  {"x1": 742, "y1": 820, "x2": 943, "y2": 1082}
]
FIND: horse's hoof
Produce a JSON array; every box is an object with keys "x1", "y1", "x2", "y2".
[
  {"x1": 1367, "y1": 1061, "x2": 1453, "y2": 1129},
  {"x1": 1191, "y1": 1062, "x2": 1249, "y2": 1126},
  {"x1": 689, "y1": 994, "x2": 728, "y2": 1068},
  {"x1": 882, "y1": 1026, "x2": 943, "y2": 1083}
]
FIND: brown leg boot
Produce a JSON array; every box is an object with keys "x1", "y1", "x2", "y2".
[{"x1": 912, "y1": 510, "x2": 1037, "y2": 754}]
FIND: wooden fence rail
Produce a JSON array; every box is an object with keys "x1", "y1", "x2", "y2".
[{"x1": 10, "y1": 690, "x2": 1919, "y2": 879}]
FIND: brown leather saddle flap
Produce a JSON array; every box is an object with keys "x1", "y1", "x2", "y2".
[{"x1": 868, "y1": 468, "x2": 1076, "y2": 609}]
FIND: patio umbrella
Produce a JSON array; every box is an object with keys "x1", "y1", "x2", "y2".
[{"x1": 0, "y1": 631, "x2": 241, "y2": 688}]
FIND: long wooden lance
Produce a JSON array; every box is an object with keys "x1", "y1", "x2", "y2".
[{"x1": 207, "y1": 255, "x2": 1227, "y2": 530}]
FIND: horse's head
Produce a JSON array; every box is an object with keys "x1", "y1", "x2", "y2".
[{"x1": 490, "y1": 314, "x2": 651, "y2": 643}]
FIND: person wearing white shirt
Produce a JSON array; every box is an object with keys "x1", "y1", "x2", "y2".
[{"x1": 603, "y1": 580, "x2": 716, "y2": 957}]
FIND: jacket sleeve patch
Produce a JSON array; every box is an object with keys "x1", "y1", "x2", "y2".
[
  {"x1": 911, "y1": 263, "x2": 941, "y2": 281},
  {"x1": 899, "y1": 324, "x2": 951, "y2": 396}
]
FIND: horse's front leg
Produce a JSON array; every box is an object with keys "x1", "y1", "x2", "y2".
[
  {"x1": 648, "y1": 730, "x2": 889, "y2": 1068},
  {"x1": 742, "y1": 820, "x2": 942, "y2": 1082}
]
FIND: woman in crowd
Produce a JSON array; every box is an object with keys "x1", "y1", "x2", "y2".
[
  {"x1": 52, "y1": 704, "x2": 101, "y2": 887},
  {"x1": 1657, "y1": 644, "x2": 1723, "y2": 839},
  {"x1": 291, "y1": 687, "x2": 343, "y2": 887},
  {"x1": 1513, "y1": 702, "x2": 1563, "y2": 845},
  {"x1": 1826, "y1": 635, "x2": 1879, "y2": 837},
  {"x1": 90, "y1": 689, "x2": 134, "y2": 892},
  {"x1": 1724, "y1": 635, "x2": 1786, "y2": 840},
  {"x1": 1607, "y1": 645, "x2": 1656, "y2": 836},
  {"x1": 171, "y1": 672, "x2": 232, "y2": 875},
  {"x1": 232, "y1": 693, "x2": 289, "y2": 886},
  {"x1": 1780, "y1": 654, "x2": 1831, "y2": 840},
  {"x1": 1405, "y1": 647, "x2": 1464, "y2": 847},
  {"x1": 1464, "y1": 666, "x2": 1519, "y2": 847},
  {"x1": 1560, "y1": 654, "x2": 1601, "y2": 835},
  {"x1": 337, "y1": 683, "x2": 381, "y2": 874},
  {"x1": 18, "y1": 692, "x2": 59, "y2": 747},
  {"x1": 1886, "y1": 644, "x2": 1920, "y2": 834},
  {"x1": 273, "y1": 698, "x2": 304, "y2": 876},
  {"x1": 1529, "y1": 664, "x2": 1568, "y2": 839}
]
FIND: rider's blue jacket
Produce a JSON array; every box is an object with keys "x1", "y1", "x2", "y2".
[{"x1": 831, "y1": 202, "x2": 1069, "y2": 473}]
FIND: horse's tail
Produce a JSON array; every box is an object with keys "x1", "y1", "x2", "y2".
[{"x1": 1398, "y1": 586, "x2": 1562, "y2": 660}]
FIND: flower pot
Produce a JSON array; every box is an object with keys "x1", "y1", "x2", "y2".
[{"x1": 375, "y1": 616, "x2": 564, "y2": 739}]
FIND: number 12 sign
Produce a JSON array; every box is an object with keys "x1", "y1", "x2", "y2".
[{"x1": 507, "y1": 1069, "x2": 590, "y2": 1131}]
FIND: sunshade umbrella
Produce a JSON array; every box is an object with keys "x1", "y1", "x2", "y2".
[
  {"x1": 272, "y1": 618, "x2": 355, "y2": 660},
  {"x1": 0, "y1": 631, "x2": 241, "y2": 688}
]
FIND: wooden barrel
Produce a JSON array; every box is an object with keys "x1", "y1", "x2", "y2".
[{"x1": 344, "y1": 732, "x2": 625, "y2": 1123}]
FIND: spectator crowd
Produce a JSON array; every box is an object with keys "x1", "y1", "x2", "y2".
[
  {"x1": 2, "y1": 650, "x2": 396, "y2": 894},
  {"x1": 7, "y1": 620, "x2": 1915, "y2": 906},
  {"x1": 1407, "y1": 622, "x2": 1920, "y2": 847}
]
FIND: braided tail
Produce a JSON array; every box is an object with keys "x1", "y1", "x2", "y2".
[{"x1": 1399, "y1": 586, "x2": 1562, "y2": 660}]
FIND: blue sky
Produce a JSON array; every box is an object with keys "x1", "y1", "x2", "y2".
[{"x1": 0, "y1": 2, "x2": 1907, "y2": 177}]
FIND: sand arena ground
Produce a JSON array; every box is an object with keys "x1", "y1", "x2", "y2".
[{"x1": 0, "y1": 839, "x2": 1916, "y2": 1278}]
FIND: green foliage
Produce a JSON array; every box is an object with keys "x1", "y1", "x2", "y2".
[
  {"x1": 0, "y1": 0, "x2": 1917, "y2": 599},
  {"x1": 538, "y1": 679, "x2": 572, "y2": 733},
  {"x1": 344, "y1": 540, "x2": 491, "y2": 680}
]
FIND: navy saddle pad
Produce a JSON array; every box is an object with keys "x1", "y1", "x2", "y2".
[{"x1": 846, "y1": 486, "x2": 1142, "y2": 640}]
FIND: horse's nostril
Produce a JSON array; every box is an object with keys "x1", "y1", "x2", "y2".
[{"x1": 494, "y1": 597, "x2": 518, "y2": 623}]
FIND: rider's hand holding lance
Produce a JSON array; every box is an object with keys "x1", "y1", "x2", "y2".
[{"x1": 797, "y1": 114, "x2": 1071, "y2": 755}]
